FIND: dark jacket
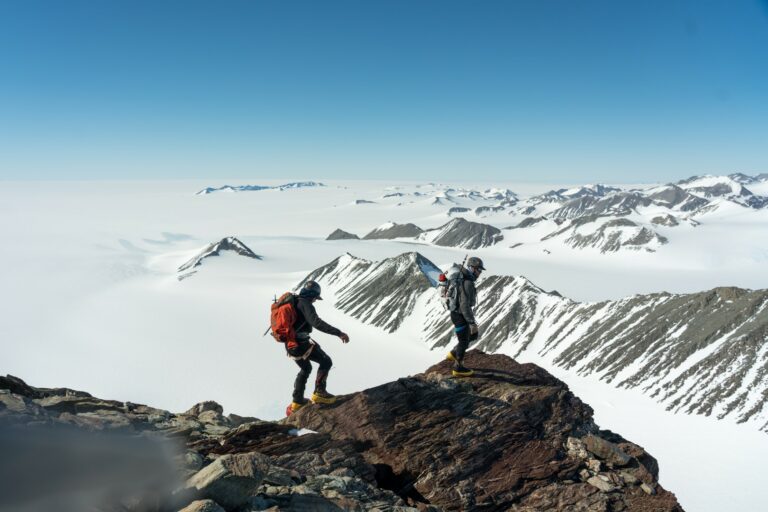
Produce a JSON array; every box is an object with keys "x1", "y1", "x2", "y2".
[
  {"x1": 293, "y1": 296, "x2": 342, "y2": 339},
  {"x1": 458, "y1": 269, "x2": 478, "y2": 324}
]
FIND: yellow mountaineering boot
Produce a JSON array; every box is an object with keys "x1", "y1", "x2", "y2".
[
  {"x1": 446, "y1": 350, "x2": 457, "y2": 362},
  {"x1": 286, "y1": 398, "x2": 309, "y2": 416},
  {"x1": 311, "y1": 390, "x2": 337, "y2": 404}
]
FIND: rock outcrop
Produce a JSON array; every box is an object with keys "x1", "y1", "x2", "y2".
[
  {"x1": 363, "y1": 222, "x2": 424, "y2": 240},
  {"x1": 178, "y1": 237, "x2": 262, "y2": 279},
  {"x1": 1, "y1": 353, "x2": 683, "y2": 511},
  {"x1": 326, "y1": 228, "x2": 360, "y2": 240}
]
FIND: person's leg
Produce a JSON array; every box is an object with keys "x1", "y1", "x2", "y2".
[
  {"x1": 293, "y1": 358, "x2": 312, "y2": 403},
  {"x1": 309, "y1": 344, "x2": 333, "y2": 391},
  {"x1": 450, "y1": 312, "x2": 470, "y2": 364}
]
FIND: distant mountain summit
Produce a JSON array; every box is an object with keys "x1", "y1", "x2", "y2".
[
  {"x1": 325, "y1": 228, "x2": 360, "y2": 240},
  {"x1": 177, "y1": 237, "x2": 261, "y2": 279},
  {"x1": 195, "y1": 181, "x2": 325, "y2": 195},
  {"x1": 420, "y1": 217, "x2": 503, "y2": 249},
  {"x1": 362, "y1": 222, "x2": 424, "y2": 240}
]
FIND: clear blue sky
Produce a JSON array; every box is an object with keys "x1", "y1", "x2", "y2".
[{"x1": 1, "y1": 0, "x2": 766, "y2": 182}]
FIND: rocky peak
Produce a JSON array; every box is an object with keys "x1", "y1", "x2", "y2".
[
  {"x1": 284, "y1": 351, "x2": 683, "y2": 511},
  {"x1": 177, "y1": 237, "x2": 262, "y2": 277},
  {"x1": 325, "y1": 228, "x2": 360, "y2": 240},
  {"x1": 362, "y1": 222, "x2": 424, "y2": 240},
  {"x1": 421, "y1": 217, "x2": 504, "y2": 249}
]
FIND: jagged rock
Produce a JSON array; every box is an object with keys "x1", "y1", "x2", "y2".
[
  {"x1": 179, "y1": 499, "x2": 226, "y2": 512},
  {"x1": 0, "y1": 375, "x2": 42, "y2": 398},
  {"x1": 185, "y1": 401, "x2": 225, "y2": 417},
  {"x1": 583, "y1": 434, "x2": 632, "y2": 467},
  {"x1": 178, "y1": 237, "x2": 262, "y2": 274},
  {"x1": 34, "y1": 395, "x2": 126, "y2": 415},
  {"x1": 326, "y1": 228, "x2": 360, "y2": 240},
  {"x1": 186, "y1": 452, "x2": 270, "y2": 510},
  {"x1": 587, "y1": 475, "x2": 616, "y2": 492},
  {"x1": 363, "y1": 222, "x2": 423, "y2": 240}
]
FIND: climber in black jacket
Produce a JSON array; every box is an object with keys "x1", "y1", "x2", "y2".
[{"x1": 287, "y1": 280, "x2": 349, "y2": 412}]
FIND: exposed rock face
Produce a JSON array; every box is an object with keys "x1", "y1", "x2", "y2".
[
  {"x1": 299, "y1": 252, "x2": 440, "y2": 332},
  {"x1": 363, "y1": 222, "x2": 424, "y2": 240},
  {"x1": 177, "y1": 237, "x2": 262, "y2": 277},
  {"x1": 305, "y1": 252, "x2": 768, "y2": 431},
  {"x1": 326, "y1": 228, "x2": 360, "y2": 240},
  {"x1": 508, "y1": 216, "x2": 547, "y2": 229},
  {"x1": 286, "y1": 352, "x2": 683, "y2": 511},
  {"x1": 540, "y1": 216, "x2": 668, "y2": 253},
  {"x1": 1, "y1": 354, "x2": 683, "y2": 511},
  {"x1": 421, "y1": 217, "x2": 503, "y2": 249}
]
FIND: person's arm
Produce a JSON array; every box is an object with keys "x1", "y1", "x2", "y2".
[
  {"x1": 296, "y1": 300, "x2": 343, "y2": 336},
  {"x1": 459, "y1": 280, "x2": 477, "y2": 325}
]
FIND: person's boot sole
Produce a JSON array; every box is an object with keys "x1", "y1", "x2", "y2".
[{"x1": 446, "y1": 352, "x2": 457, "y2": 362}]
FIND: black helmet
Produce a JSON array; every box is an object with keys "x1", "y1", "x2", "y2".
[
  {"x1": 299, "y1": 280, "x2": 323, "y2": 300},
  {"x1": 466, "y1": 256, "x2": 486, "y2": 271}
]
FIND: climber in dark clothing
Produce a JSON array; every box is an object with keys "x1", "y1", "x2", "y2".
[
  {"x1": 287, "y1": 280, "x2": 349, "y2": 411},
  {"x1": 446, "y1": 256, "x2": 485, "y2": 377}
]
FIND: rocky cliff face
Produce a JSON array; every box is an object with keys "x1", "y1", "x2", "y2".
[{"x1": 0, "y1": 353, "x2": 684, "y2": 511}]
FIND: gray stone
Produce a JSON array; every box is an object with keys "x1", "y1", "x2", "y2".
[
  {"x1": 587, "y1": 475, "x2": 616, "y2": 492},
  {"x1": 178, "y1": 499, "x2": 226, "y2": 512},
  {"x1": 583, "y1": 435, "x2": 632, "y2": 467},
  {"x1": 185, "y1": 401, "x2": 224, "y2": 417},
  {"x1": 186, "y1": 452, "x2": 270, "y2": 509},
  {"x1": 641, "y1": 483, "x2": 657, "y2": 495}
]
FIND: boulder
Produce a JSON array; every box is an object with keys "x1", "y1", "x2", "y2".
[
  {"x1": 178, "y1": 499, "x2": 226, "y2": 512},
  {"x1": 186, "y1": 452, "x2": 270, "y2": 510}
]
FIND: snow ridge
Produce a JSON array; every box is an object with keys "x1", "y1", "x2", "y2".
[{"x1": 302, "y1": 252, "x2": 768, "y2": 431}]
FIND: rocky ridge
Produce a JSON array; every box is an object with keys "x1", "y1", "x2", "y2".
[
  {"x1": 178, "y1": 237, "x2": 262, "y2": 280},
  {"x1": 0, "y1": 353, "x2": 684, "y2": 511},
  {"x1": 326, "y1": 228, "x2": 360, "y2": 240}
]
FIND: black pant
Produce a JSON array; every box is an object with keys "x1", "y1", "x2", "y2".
[
  {"x1": 450, "y1": 312, "x2": 477, "y2": 364},
  {"x1": 288, "y1": 342, "x2": 333, "y2": 402}
]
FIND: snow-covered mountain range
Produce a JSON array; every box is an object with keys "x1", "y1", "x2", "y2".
[
  {"x1": 303, "y1": 251, "x2": 768, "y2": 432},
  {"x1": 195, "y1": 181, "x2": 325, "y2": 195},
  {"x1": 314, "y1": 173, "x2": 768, "y2": 254}
]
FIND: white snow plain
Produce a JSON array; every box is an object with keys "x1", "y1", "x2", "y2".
[{"x1": 2, "y1": 179, "x2": 768, "y2": 511}]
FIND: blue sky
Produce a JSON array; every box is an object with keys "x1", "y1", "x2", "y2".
[{"x1": 1, "y1": 0, "x2": 766, "y2": 182}]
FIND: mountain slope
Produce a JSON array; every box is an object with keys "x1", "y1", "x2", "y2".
[{"x1": 304, "y1": 252, "x2": 768, "y2": 431}]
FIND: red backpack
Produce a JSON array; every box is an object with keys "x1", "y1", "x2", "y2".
[{"x1": 270, "y1": 292, "x2": 298, "y2": 343}]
